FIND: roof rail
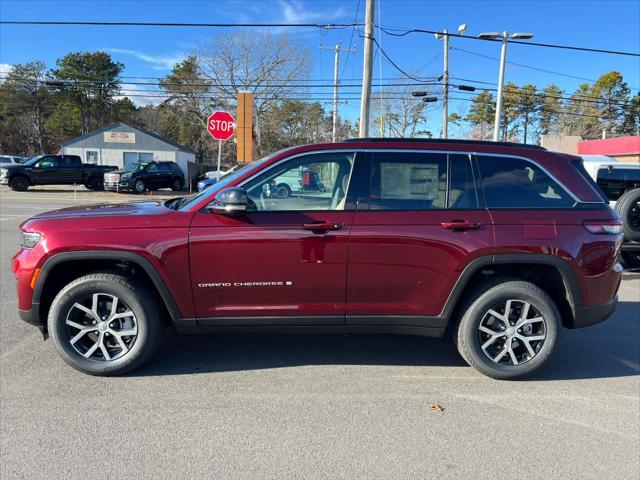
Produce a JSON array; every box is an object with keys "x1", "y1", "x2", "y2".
[{"x1": 343, "y1": 137, "x2": 547, "y2": 150}]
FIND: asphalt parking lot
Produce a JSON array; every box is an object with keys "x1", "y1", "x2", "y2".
[{"x1": 0, "y1": 186, "x2": 639, "y2": 479}]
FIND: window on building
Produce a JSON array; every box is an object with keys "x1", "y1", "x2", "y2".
[{"x1": 124, "y1": 152, "x2": 155, "y2": 165}]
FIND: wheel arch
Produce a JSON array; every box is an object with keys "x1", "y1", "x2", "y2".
[
  {"x1": 442, "y1": 254, "x2": 582, "y2": 329},
  {"x1": 33, "y1": 251, "x2": 183, "y2": 327}
]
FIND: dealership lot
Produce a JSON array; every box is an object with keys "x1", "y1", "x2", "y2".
[{"x1": 1, "y1": 187, "x2": 639, "y2": 479}]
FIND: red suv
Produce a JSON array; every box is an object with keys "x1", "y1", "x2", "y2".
[{"x1": 12, "y1": 139, "x2": 623, "y2": 379}]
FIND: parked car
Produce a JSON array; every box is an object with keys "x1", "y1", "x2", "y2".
[
  {"x1": 204, "y1": 165, "x2": 239, "y2": 180},
  {"x1": 104, "y1": 161, "x2": 185, "y2": 193},
  {"x1": 0, "y1": 155, "x2": 24, "y2": 165},
  {"x1": 13, "y1": 139, "x2": 623, "y2": 379},
  {"x1": 0, "y1": 154, "x2": 117, "y2": 191},
  {"x1": 197, "y1": 165, "x2": 242, "y2": 191},
  {"x1": 579, "y1": 155, "x2": 640, "y2": 269}
]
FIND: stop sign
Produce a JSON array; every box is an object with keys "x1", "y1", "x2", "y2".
[{"x1": 207, "y1": 111, "x2": 235, "y2": 141}]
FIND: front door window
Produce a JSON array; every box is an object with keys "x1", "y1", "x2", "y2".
[{"x1": 243, "y1": 152, "x2": 355, "y2": 211}]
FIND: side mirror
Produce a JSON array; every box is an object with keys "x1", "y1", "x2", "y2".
[{"x1": 208, "y1": 187, "x2": 248, "y2": 214}]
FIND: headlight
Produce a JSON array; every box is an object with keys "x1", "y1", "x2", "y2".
[
  {"x1": 120, "y1": 173, "x2": 132, "y2": 180},
  {"x1": 20, "y1": 231, "x2": 41, "y2": 249}
]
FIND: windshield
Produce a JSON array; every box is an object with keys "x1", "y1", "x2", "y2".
[
  {"x1": 22, "y1": 156, "x2": 43, "y2": 166},
  {"x1": 167, "y1": 156, "x2": 273, "y2": 211},
  {"x1": 122, "y1": 162, "x2": 148, "y2": 173}
]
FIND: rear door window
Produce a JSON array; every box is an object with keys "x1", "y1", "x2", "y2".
[
  {"x1": 369, "y1": 152, "x2": 448, "y2": 210},
  {"x1": 477, "y1": 155, "x2": 574, "y2": 209}
]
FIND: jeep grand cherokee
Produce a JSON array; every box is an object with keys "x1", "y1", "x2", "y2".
[{"x1": 12, "y1": 139, "x2": 623, "y2": 379}]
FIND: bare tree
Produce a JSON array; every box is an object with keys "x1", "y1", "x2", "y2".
[
  {"x1": 197, "y1": 31, "x2": 311, "y2": 115},
  {"x1": 371, "y1": 81, "x2": 433, "y2": 138}
]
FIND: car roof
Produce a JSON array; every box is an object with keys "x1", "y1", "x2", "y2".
[{"x1": 344, "y1": 137, "x2": 547, "y2": 151}]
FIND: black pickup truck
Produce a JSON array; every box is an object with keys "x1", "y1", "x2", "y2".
[{"x1": 0, "y1": 154, "x2": 117, "y2": 191}]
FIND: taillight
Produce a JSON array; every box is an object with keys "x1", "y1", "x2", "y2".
[{"x1": 582, "y1": 220, "x2": 622, "y2": 235}]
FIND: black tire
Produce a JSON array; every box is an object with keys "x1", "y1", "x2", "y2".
[
  {"x1": 47, "y1": 273, "x2": 163, "y2": 376},
  {"x1": 275, "y1": 183, "x2": 291, "y2": 198},
  {"x1": 615, "y1": 188, "x2": 640, "y2": 242},
  {"x1": 170, "y1": 177, "x2": 183, "y2": 191},
  {"x1": 620, "y1": 250, "x2": 640, "y2": 270},
  {"x1": 133, "y1": 178, "x2": 146, "y2": 194},
  {"x1": 455, "y1": 280, "x2": 560, "y2": 380},
  {"x1": 84, "y1": 183, "x2": 93, "y2": 190},
  {"x1": 89, "y1": 176, "x2": 104, "y2": 191},
  {"x1": 8, "y1": 176, "x2": 29, "y2": 191}
]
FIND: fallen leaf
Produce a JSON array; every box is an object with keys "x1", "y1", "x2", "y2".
[{"x1": 429, "y1": 403, "x2": 445, "y2": 414}]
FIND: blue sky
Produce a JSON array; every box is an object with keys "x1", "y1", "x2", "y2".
[{"x1": 1, "y1": 0, "x2": 639, "y2": 135}]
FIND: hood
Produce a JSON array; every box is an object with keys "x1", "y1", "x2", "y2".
[
  {"x1": 1, "y1": 164, "x2": 27, "y2": 171},
  {"x1": 106, "y1": 169, "x2": 128, "y2": 176},
  {"x1": 30, "y1": 200, "x2": 169, "y2": 220}
]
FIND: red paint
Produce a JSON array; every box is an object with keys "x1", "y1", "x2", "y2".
[
  {"x1": 577, "y1": 136, "x2": 640, "y2": 156},
  {"x1": 12, "y1": 140, "x2": 622, "y2": 325}
]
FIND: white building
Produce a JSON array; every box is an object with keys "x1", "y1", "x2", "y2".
[{"x1": 61, "y1": 122, "x2": 197, "y2": 179}]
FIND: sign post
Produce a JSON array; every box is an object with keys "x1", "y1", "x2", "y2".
[{"x1": 207, "y1": 111, "x2": 235, "y2": 179}]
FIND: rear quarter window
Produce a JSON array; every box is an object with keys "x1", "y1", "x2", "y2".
[{"x1": 478, "y1": 155, "x2": 574, "y2": 209}]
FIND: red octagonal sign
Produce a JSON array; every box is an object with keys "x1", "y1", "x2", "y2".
[{"x1": 207, "y1": 111, "x2": 235, "y2": 141}]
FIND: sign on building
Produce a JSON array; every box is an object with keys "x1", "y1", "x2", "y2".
[{"x1": 104, "y1": 131, "x2": 136, "y2": 143}]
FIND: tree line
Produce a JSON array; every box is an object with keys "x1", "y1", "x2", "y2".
[
  {"x1": 1, "y1": 31, "x2": 638, "y2": 162},
  {"x1": 463, "y1": 72, "x2": 640, "y2": 143}
]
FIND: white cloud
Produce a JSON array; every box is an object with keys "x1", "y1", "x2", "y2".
[
  {"x1": 116, "y1": 81, "x2": 164, "y2": 107},
  {"x1": 278, "y1": 0, "x2": 348, "y2": 23},
  {"x1": 0, "y1": 63, "x2": 13, "y2": 82},
  {"x1": 105, "y1": 48, "x2": 184, "y2": 71}
]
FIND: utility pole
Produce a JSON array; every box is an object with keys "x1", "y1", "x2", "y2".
[
  {"x1": 436, "y1": 24, "x2": 466, "y2": 139},
  {"x1": 320, "y1": 43, "x2": 356, "y2": 142},
  {"x1": 359, "y1": 0, "x2": 375, "y2": 137},
  {"x1": 442, "y1": 29, "x2": 450, "y2": 139}
]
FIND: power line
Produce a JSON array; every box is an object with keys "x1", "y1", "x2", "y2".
[
  {"x1": 369, "y1": 36, "x2": 437, "y2": 83},
  {"x1": 377, "y1": 25, "x2": 640, "y2": 57},
  {"x1": 0, "y1": 20, "x2": 361, "y2": 29},
  {"x1": 340, "y1": 0, "x2": 361, "y2": 79},
  {"x1": 451, "y1": 46, "x2": 600, "y2": 83}
]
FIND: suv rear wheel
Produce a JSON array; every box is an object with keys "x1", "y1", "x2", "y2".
[
  {"x1": 170, "y1": 177, "x2": 183, "y2": 191},
  {"x1": 47, "y1": 273, "x2": 163, "y2": 375},
  {"x1": 455, "y1": 280, "x2": 560, "y2": 380}
]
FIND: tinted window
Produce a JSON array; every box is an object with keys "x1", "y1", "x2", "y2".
[
  {"x1": 478, "y1": 155, "x2": 574, "y2": 209},
  {"x1": 369, "y1": 152, "x2": 447, "y2": 210},
  {"x1": 59, "y1": 156, "x2": 81, "y2": 167},
  {"x1": 146, "y1": 163, "x2": 159, "y2": 172},
  {"x1": 448, "y1": 154, "x2": 478, "y2": 209},
  {"x1": 0, "y1": 157, "x2": 11, "y2": 164},
  {"x1": 596, "y1": 167, "x2": 640, "y2": 201},
  {"x1": 244, "y1": 152, "x2": 355, "y2": 211}
]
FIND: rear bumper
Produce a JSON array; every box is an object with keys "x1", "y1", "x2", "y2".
[{"x1": 571, "y1": 297, "x2": 618, "y2": 329}]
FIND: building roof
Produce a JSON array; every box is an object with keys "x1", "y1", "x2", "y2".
[
  {"x1": 577, "y1": 136, "x2": 640, "y2": 156},
  {"x1": 61, "y1": 122, "x2": 196, "y2": 154}
]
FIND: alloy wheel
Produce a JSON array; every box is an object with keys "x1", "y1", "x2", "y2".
[
  {"x1": 65, "y1": 293, "x2": 138, "y2": 361},
  {"x1": 478, "y1": 299, "x2": 547, "y2": 366}
]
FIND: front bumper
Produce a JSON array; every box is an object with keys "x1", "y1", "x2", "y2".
[
  {"x1": 104, "y1": 180, "x2": 133, "y2": 191},
  {"x1": 571, "y1": 297, "x2": 618, "y2": 329}
]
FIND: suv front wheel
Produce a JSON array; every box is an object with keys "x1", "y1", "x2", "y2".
[
  {"x1": 47, "y1": 273, "x2": 163, "y2": 375},
  {"x1": 455, "y1": 280, "x2": 560, "y2": 380}
]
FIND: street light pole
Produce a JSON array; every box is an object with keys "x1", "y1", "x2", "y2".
[
  {"x1": 478, "y1": 30, "x2": 534, "y2": 142},
  {"x1": 493, "y1": 32, "x2": 508, "y2": 142}
]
